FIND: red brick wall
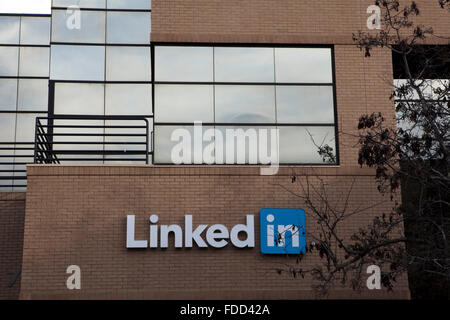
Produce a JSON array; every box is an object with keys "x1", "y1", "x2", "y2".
[
  {"x1": 0, "y1": 192, "x2": 26, "y2": 300},
  {"x1": 20, "y1": 165, "x2": 410, "y2": 299}
]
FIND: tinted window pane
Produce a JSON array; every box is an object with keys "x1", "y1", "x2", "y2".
[
  {"x1": 0, "y1": 183, "x2": 13, "y2": 191},
  {"x1": 278, "y1": 126, "x2": 336, "y2": 164},
  {"x1": 104, "y1": 119, "x2": 151, "y2": 164},
  {"x1": 215, "y1": 85, "x2": 276, "y2": 123},
  {"x1": 54, "y1": 83, "x2": 104, "y2": 114},
  {"x1": 18, "y1": 79, "x2": 49, "y2": 111},
  {"x1": 152, "y1": 46, "x2": 338, "y2": 164},
  {"x1": 0, "y1": 181, "x2": 13, "y2": 191},
  {"x1": 275, "y1": 48, "x2": 333, "y2": 83},
  {"x1": 19, "y1": 47, "x2": 50, "y2": 77},
  {"x1": 0, "y1": 113, "x2": 16, "y2": 141},
  {"x1": 52, "y1": 118, "x2": 105, "y2": 164},
  {"x1": 154, "y1": 125, "x2": 214, "y2": 164},
  {"x1": 0, "y1": 47, "x2": 19, "y2": 76},
  {"x1": 13, "y1": 162, "x2": 28, "y2": 190},
  {"x1": 0, "y1": 16, "x2": 20, "y2": 44},
  {"x1": 16, "y1": 113, "x2": 39, "y2": 142},
  {"x1": 0, "y1": 79, "x2": 17, "y2": 111},
  {"x1": 276, "y1": 86, "x2": 335, "y2": 123},
  {"x1": 215, "y1": 47, "x2": 274, "y2": 82},
  {"x1": 0, "y1": 110, "x2": 15, "y2": 187},
  {"x1": 155, "y1": 85, "x2": 214, "y2": 123},
  {"x1": 52, "y1": 10, "x2": 105, "y2": 43},
  {"x1": 20, "y1": 17, "x2": 51, "y2": 45},
  {"x1": 107, "y1": 0, "x2": 151, "y2": 10},
  {"x1": 51, "y1": 45, "x2": 105, "y2": 81},
  {"x1": 215, "y1": 126, "x2": 277, "y2": 164},
  {"x1": 52, "y1": 0, "x2": 106, "y2": 8},
  {"x1": 106, "y1": 46, "x2": 151, "y2": 81},
  {"x1": 0, "y1": 176, "x2": 13, "y2": 190},
  {"x1": 106, "y1": 12, "x2": 150, "y2": 44},
  {"x1": 155, "y1": 46, "x2": 213, "y2": 82},
  {"x1": 105, "y1": 84, "x2": 152, "y2": 115}
]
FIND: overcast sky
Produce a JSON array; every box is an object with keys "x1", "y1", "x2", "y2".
[{"x1": 0, "y1": 0, "x2": 51, "y2": 14}]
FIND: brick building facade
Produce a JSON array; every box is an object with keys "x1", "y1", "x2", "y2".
[
  {"x1": 1, "y1": 0, "x2": 449, "y2": 299},
  {"x1": 0, "y1": 193, "x2": 25, "y2": 299},
  {"x1": 19, "y1": 165, "x2": 409, "y2": 299}
]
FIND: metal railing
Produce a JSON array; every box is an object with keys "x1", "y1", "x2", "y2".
[
  {"x1": 0, "y1": 142, "x2": 32, "y2": 190},
  {"x1": 34, "y1": 116, "x2": 152, "y2": 165}
]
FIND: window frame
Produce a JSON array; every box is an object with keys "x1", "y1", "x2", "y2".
[
  {"x1": 0, "y1": 13, "x2": 51, "y2": 190},
  {"x1": 152, "y1": 43, "x2": 340, "y2": 166},
  {"x1": 47, "y1": 4, "x2": 154, "y2": 167}
]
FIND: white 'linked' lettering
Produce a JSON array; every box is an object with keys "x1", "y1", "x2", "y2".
[{"x1": 126, "y1": 215, "x2": 255, "y2": 249}]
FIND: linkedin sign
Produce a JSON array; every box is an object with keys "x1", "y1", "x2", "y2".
[{"x1": 126, "y1": 209, "x2": 306, "y2": 254}]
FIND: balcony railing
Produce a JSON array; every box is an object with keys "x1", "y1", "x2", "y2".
[
  {"x1": 34, "y1": 116, "x2": 152, "y2": 165},
  {"x1": 0, "y1": 142, "x2": 32, "y2": 190}
]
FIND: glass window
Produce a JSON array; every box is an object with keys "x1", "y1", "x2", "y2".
[
  {"x1": 0, "y1": 113, "x2": 17, "y2": 141},
  {"x1": 0, "y1": 47, "x2": 19, "y2": 76},
  {"x1": 52, "y1": 0, "x2": 106, "y2": 8},
  {"x1": 0, "y1": 137, "x2": 14, "y2": 187},
  {"x1": 106, "y1": 12, "x2": 150, "y2": 44},
  {"x1": 0, "y1": 177, "x2": 13, "y2": 190},
  {"x1": 52, "y1": 118, "x2": 105, "y2": 164},
  {"x1": 107, "y1": 0, "x2": 152, "y2": 10},
  {"x1": 52, "y1": 82, "x2": 124, "y2": 164},
  {"x1": 105, "y1": 84, "x2": 152, "y2": 115},
  {"x1": 0, "y1": 180, "x2": 13, "y2": 191},
  {"x1": 155, "y1": 46, "x2": 213, "y2": 82},
  {"x1": 19, "y1": 47, "x2": 50, "y2": 77},
  {"x1": 0, "y1": 79, "x2": 18, "y2": 111},
  {"x1": 106, "y1": 46, "x2": 151, "y2": 81},
  {"x1": 104, "y1": 119, "x2": 150, "y2": 164},
  {"x1": 0, "y1": 16, "x2": 20, "y2": 44},
  {"x1": 20, "y1": 17, "x2": 51, "y2": 45},
  {"x1": 215, "y1": 126, "x2": 277, "y2": 164},
  {"x1": 275, "y1": 48, "x2": 333, "y2": 83},
  {"x1": 0, "y1": 182, "x2": 13, "y2": 191},
  {"x1": 215, "y1": 85, "x2": 276, "y2": 123},
  {"x1": 54, "y1": 83, "x2": 104, "y2": 114},
  {"x1": 15, "y1": 113, "x2": 39, "y2": 142},
  {"x1": 52, "y1": 10, "x2": 105, "y2": 43},
  {"x1": 153, "y1": 45, "x2": 337, "y2": 165},
  {"x1": 18, "y1": 79, "x2": 49, "y2": 111},
  {"x1": 154, "y1": 125, "x2": 214, "y2": 164},
  {"x1": 278, "y1": 126, "x2": 336, "y2": 164},
  {"x1": 155, "y1": 85, "x2": 214, "y2": 123},
  {"x1": 50, "y1": 45, "x2": 105, "y2": 81},
  {"x1": 276, "y1": 86, "x2": 335, "y2": 123},
  {"x1": 13, "y1": 163, "x2": 28, "y2": 190},
  {"x1": 215, "y1": 47, "x2": 274, "y2": 82}
]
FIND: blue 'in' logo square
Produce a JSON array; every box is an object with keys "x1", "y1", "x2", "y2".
[{"x1": 260, "y1": 208, "x2": 306, "y2": 254}]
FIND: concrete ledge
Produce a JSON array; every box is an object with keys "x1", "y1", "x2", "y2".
[{"x1": 26, "y1": 165, "x2": 377, "y2": 177}]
